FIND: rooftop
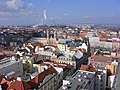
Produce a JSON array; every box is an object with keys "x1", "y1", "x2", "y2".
[
  {"x1": 29, "y1": 67, "x2": 57, "y2": 85},
  {"x1": 59, "y1": 70, "x2": 95, "y2": 90},
  {"x1": 80, "y1": 64, "x2": 96, "y2": 72},
  {"x1": 0, "y1": 57, "x2": 21, "y2": 69},
  {"x1": 8, "y1": 80, "x2": 31, "y2": 90},
  {"x1": 90, "y1": 55, "x2": 113, "y2": 62}
]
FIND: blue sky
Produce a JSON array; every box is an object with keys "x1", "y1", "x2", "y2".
[{"x1": 0, "y1": 0, "x2": 120, "y2": 25}]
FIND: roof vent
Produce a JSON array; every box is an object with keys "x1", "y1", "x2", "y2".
[
  {"x1": 78, "y1": 75, "x2": 81, "y2": 77},
  {"x1": 78, "y1": 79, "x2": 81, "y2": 81},
  {"x1": 17, "y1": 77, "x2": 22, "y2": 81}
]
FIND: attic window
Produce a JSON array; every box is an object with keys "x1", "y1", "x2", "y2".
[{"x1": 67, "y1": 86, "x2": 71, "y2": 89}]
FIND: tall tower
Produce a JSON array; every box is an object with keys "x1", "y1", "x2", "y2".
[
  {"x1": 54, "y1": 31, "x2": 57, "y2": 40},
  {"x1": 47, "y1": 30, "x2": 49, "y2": 39}
]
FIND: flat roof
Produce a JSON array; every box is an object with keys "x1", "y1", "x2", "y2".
[
  {"x1": 60, "y1": 70, "x2": 95, "y2": 90},
  {"x1": 0, "y1": 58, "x2": 21, "y2": 69}
]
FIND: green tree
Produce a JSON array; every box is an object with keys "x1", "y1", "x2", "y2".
[{"x1": 23, "y1": 60, "x2": 31, "y2": 73}]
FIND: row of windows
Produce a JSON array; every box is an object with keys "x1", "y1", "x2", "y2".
[
  {"x1": 58, "y1": 58, "x2": 72, "y2": 61},
  {"x1": 40, "y1": 74, "x2": 62, "y2": 90}
]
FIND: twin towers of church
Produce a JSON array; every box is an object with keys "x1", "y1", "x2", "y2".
[{"x1": 46, "y1": 30, "x2": 57, "y2": 40}]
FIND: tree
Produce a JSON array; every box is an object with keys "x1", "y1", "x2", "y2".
[{"x1": 23, "y1": 60, "x2": 31, "y2": 73}]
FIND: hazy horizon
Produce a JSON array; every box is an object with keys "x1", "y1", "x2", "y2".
[{"x1": 0, "y1": 0, "x2": 120, "y2": 25}]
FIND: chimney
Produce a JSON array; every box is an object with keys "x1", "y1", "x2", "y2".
[{"x1": 17, "y1": 77, "x2": 22, "y2": 81}]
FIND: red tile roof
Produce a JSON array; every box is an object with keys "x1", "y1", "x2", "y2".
[
  {"x1": 80, "y1": 64, "x2": 96, "y2": 72},
  {"x1": 97, "y1": 32, "x2": 117, "y2": 38},
  {"x1": 31, "y1": 42, "x2": 44, "y2": 47},
  {"x1": 90, "y1": 55, "x2": 113, "y2": 62},
  {"x1": 112, "y1": 40, "x2": 120, "y2": 43},
  {"x1": 29, "y1": 67, "x2": 57, "y2": 85},
  {"x1": 8, "y1": 80, "x2": 31, "y2": 90}
]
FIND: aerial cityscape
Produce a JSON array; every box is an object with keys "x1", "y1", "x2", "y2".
[{"x1": 0, "y1": 0, "x2": 120, "y2": 90}]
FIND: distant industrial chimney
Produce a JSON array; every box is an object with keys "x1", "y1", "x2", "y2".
[
  {"x1": 54, "y1": 31, "x2": 57, "y2": 40},
  {"x1": 47, "y1": 30, "x2": 50, "y2": 39}
]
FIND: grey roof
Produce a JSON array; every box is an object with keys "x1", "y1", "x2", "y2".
[
  {"x1": 112, "y1": 61, "x2": 120, "y2": 90},
  {"x1": 59, "y1": 70, "x2": 95, "y2": 90}
]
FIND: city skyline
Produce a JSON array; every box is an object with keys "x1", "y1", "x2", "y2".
[{"x1": 0, "y1": 0, "x2": 120, "y2": 25}]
